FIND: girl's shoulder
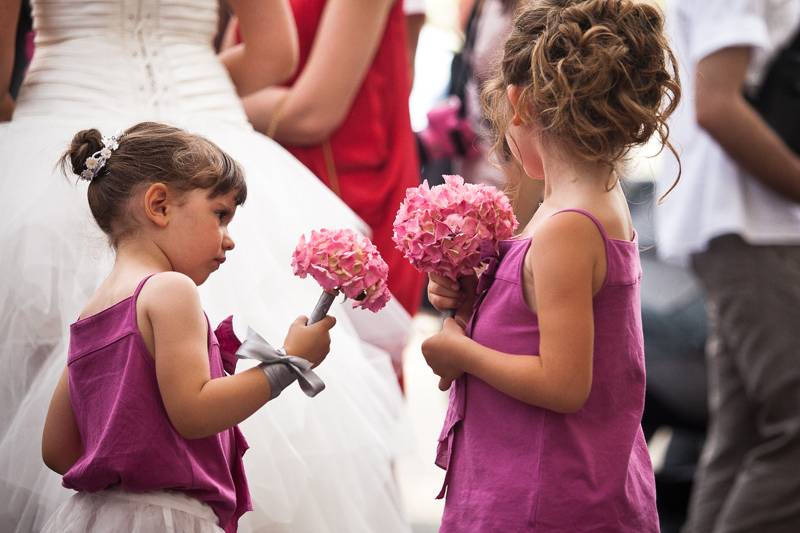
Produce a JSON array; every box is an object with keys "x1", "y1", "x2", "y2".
[
  {"x1": 534, "y1": 207, "x2": 610, "y2": 244},
  {"x1": 528, "y1": 201, "x2": 634, "y2": 249},
  {"x1": 548, "y1": 204, "x2": 633, "y2": 242},
  {"x1": 136, "y1": 272, "x2": 207, "y2": 359},
  {"x1": 140, "y1": 271, "x2": 198, "y2": 295},
  {"x1": 524, "y1": 208, "x2": 622, "y2": 297},
  {"x1": 137, "y1": 271, "x2": 202, "y2": 316},
  {"x1": 528, "y1": 210, "x2": 608, "y2": 266}
]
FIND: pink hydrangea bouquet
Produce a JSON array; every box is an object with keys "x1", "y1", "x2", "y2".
[
  {"x1": 392, "y1": 174, "x2": 518, "y2": 281},
  {"x1": 292, "y1": 228, "x2": 391, "y2": 324}
]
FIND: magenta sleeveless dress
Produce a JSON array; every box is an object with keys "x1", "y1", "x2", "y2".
[
  {"x1": 436, "y1": 209, "x2": 659, "y2": 532},
  {"x1": 62, "y1": 275, "x2": 251, "y2": 532}
]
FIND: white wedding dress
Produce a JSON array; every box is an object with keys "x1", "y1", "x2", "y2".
[{"x1": 0, "y1": 1, "x2": 412, "y2": 532}]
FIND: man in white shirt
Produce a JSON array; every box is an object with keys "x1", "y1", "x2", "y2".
[{"x1": 656, "y1": 1, "x2": 800, "y2": 532}]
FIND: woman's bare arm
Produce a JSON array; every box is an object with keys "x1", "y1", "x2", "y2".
[
  {"x1": 0, "y1": 0, "x2": 21, "y2": 121},
  {"x1": 242, "y1": 0, "x2": 395, "y2": 144},
  {"x1": 219, "y1": 0, "x2": 299, "y2": 96}
]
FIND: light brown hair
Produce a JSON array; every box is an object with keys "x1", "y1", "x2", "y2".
[
  {"x1": 483, "y1": 0, "x2": 681, "y2": 197},
  {"x1": 61, "y1": 122, "x2": 246, "y2": 246}
]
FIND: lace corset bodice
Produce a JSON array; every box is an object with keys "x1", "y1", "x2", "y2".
[{"x1": 16, "y1": 0, "x2": 248, "y2": 125}]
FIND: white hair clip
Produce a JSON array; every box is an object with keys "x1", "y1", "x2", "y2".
[{"x1": 80, "y1": 132, "x2": 124, "y2": 181}]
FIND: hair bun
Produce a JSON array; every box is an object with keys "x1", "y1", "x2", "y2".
[
  {"x1": 66, "y1": 128, "x2": 104, "y2": 177},
  {"x1": 519, "y1": 0, "x2": 680, "y2": 165}
]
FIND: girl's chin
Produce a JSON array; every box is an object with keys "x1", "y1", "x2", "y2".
[{"x1": 189, "y1": 272, "x2": 210, "y2": 286}]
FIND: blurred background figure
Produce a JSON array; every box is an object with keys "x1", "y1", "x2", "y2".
[
  {"x1": 237, "y1": 0, "x2": 425, "y2": 322},
  {"x1": 415, "y1": 0, "x2": 541, "y2": 227},
  {"x1": 420, "y1": 0, "x2": 513, "y2": 188},
  {"x1": 656, "y1": 1, "x2": 800, "y2": 532},
  {"x1": 404, "y1": 0, "x2": 427, "y2": 84},
  {"x1": 0, "y1": 0, "x2": 31, "y2": 120}
]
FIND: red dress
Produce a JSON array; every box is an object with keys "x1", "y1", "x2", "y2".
[{"x1": 282, "y1": 0, "x2": 423, "y2": 315}]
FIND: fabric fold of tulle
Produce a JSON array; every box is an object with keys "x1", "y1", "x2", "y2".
[{"x1": 40, "y1": 489, "x2": 224, "y2": 533}]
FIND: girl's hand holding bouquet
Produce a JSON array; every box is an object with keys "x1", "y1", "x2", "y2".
[
  {"x1": 282, "y1": 315, "x2": 335, "y2": 369},
  {"x1": 426, "y1": 274, "x2": 478, "y2": 328},
  {"x1": 421, "y1": 317, "x2": 470, "y2": 390}
]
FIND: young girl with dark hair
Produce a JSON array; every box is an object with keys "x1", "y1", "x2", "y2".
[{"x1": 41, "y1": 122, "x2": 335, "y2": 532}]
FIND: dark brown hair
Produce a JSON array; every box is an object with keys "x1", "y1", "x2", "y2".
[
  {"x1": 61, "y1": 121, "x2": 246, "y2": 245},
  {"x1": 483, "y1": 0, "x2": 681, "y2": 198}
]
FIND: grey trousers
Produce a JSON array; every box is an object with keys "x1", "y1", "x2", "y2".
[{"x1": 684, "y1": 235, "x2": 800, "y2": 533}]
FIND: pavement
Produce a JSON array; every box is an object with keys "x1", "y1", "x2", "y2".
[{"x1": 396, "y1": 312, "x2": 448, "y2": 532}]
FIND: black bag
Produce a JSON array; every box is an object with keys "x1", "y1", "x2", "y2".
[
  {"x1": 447, "y1": 0, "x2": 485, "y2": 114},
  {"x1": 747, "y1": 27, "x2": 800, "y2": 154}
]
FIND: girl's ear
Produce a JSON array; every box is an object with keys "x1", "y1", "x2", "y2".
[
  {"x1": 143, "y1": 183, "x2": 171, "y2": 228},
  {"x1": 506, "y1": 84, "x2": 523, "y2": 126}
]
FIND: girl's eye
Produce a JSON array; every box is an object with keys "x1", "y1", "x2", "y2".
[{"x1": 216, "y1": 210, "x2": 229, "y2": 221}]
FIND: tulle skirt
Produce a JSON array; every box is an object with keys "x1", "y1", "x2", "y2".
[
  {"x1": 41, "y1": 489, "x2": 223, "y2": 533},
  {"x1": 0, "y1": 113, "x2": 412, "y2": 533}
]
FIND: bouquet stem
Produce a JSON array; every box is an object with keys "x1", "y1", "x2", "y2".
[{"x1": 308, "y1": 290, "x2": 339, "y2": 325}]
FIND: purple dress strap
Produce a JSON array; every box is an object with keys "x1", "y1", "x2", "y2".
[
  {"x1": 132, "y1": 273, "x2": 158, "y2": 300},
  {"x1": 551, "y1": 207, "x2": 611, "y2": 240}
]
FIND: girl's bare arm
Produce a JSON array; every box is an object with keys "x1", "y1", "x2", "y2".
[
  {"x1": 42, "y1": 369, "x2": 83, "y2": 474},
  {"x1": 144, "y1": 273, "x2": 270, "y2": 439},
  {"x1": 145, "y1": 273, "x2": 332, "y2": 439},
  {"x1": 424, "y1": 213, "x2": 602, "y2": 413}
]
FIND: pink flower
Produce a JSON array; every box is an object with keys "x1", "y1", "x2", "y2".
[
  {"x1": 292, "y1": 229, "x2": 390, "y2": 312},
  {"x1": 392, "y1": 175, "x2": 518, "y2": 280}
]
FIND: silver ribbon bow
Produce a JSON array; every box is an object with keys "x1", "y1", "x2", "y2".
[{"x1": 236, "y1": 328, "x2": 326, "y2": 397}]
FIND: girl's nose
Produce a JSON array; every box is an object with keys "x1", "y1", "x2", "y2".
[{"x1": 223, "y1": 232, "x2": 235, "y2": 251}]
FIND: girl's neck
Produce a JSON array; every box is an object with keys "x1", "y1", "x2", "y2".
[
  {"x1": 539, "y1": 148, "x2": 616, "y2": 206},
  {"x1": 113, "y1": 238, "x2": 173, "y2": 276},
  {"x1": 80, "y1": 238, "x2": 175, "y2": 316}
]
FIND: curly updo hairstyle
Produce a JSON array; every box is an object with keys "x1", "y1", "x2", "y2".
[
  {"x1": 483, "y1": 0, "x2": 681, "y2": 196},
  {"x1": 61, "y1": 122, "x2": 246, "y2": 246}
]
